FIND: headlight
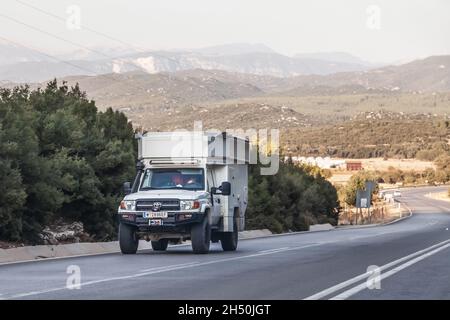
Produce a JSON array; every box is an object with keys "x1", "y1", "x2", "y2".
[
  {"x1": 120, "y1": 200, "x2": 136, "y2": 211},
  {"x1": 180, "y1": 200, "x2": 200, "y2": 211}
]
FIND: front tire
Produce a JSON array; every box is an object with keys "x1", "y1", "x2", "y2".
[
  {"x1": 119, "y1": 222, "x2": 139, "y2": 254},
  {"x1": 151, "y1": 239, "x2": 169, "y2": 251},
  {"x1": 221, "y1": 219, "x2": 238, "y2": 251},
  {"x1": 191, "y1": 215, "x2": 211, "y2": 254}
]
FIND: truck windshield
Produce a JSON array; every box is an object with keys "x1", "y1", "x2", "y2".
[{"x1": 140, "y1": 168, "x2": 205, "y2": 191}]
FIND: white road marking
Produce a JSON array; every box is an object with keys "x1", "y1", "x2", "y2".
[
  {"x1": 258, "y1": 247, "x2": 290, "y2": 254},
  {"x1": 304, "y1": 238, "x2": 450, "y2": 300},
  {"x1": 139, "y1": 261, "x2": 200, "y2": 272},
  {"x1": 330, "y1": 242, "x2": 450, "y2": 300},
  {"x1": 4, "y1": 243, "x2": 319, "y2": 299}
]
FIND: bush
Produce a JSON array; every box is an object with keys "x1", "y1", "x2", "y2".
[
  {"x1": 246, "y1": 159, "x2": 339, "y2": 233},
  {"x1": 0, "y1": 81, "x2": 136, "y2": 243}
]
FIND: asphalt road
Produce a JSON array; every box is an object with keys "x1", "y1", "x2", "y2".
[{"x1": 0, "y1": 186, "x2": 449, "y2": 300}]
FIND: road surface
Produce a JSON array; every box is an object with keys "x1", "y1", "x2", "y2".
[{"x1": 0, "y1": 186, "x2": 449, "y2": 300}]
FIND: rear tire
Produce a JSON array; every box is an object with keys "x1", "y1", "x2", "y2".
[
  {"x1": 191, "y1": 215, "x2": 211, "y2": 254},
  {"x1": 119, "y1": 223, "x2": 138, "y2": 254},
  {"x1": 151, "y1": 239, "x2": 169, "y2": 251},
  {"x1": 221, "y1": 219, "x2": 238, "y2": 251}
]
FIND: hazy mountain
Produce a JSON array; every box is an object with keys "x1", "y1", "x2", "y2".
[
  {"x1": 55, "y1": 47, "x2": 141, "y2": 61},
  {"x1": 0, "y1": 60, "x2": 115, "y2": 83},
  {"x1": 191, "y1": 43, "x2": 276, "y2": 56},
  {"x1": 294, "y1": 52, "x2": 372, "y2": 66},
  {"x1": 7, "y1": 55, "x2": 449, "y2": 102},
  {"x1": 0, "y1": 43, "x2": 374, "y2": 82},
  {"x1": 0, "y1": 41, "x2": 50, "y2": 66},
  {"x1": 282, "y1": 55, "x2": 450, "y2": 93}
]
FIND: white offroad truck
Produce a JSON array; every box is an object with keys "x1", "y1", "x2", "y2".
[{"x1": 117, "y1": 131, "x2": 249, "y2": 254}]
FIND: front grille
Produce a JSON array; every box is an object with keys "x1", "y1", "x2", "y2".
[{"x1": 136, "y1": 199, "x2": 180, "y2": 211}]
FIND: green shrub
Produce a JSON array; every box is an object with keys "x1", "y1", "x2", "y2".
[
  {"x1": 246, "y1": 159, "x2": 339, "y2": 233},
  {"x1": 0, "y1": 81, "x2": 136, "y2": 243}
]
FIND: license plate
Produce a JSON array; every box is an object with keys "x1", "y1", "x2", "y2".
[
  {"x1": 149, "y1": 219, "x2": 163, "y2": 226},
  {"x1": 143, "y1": 211, "x2": 168, "y2": 218}
]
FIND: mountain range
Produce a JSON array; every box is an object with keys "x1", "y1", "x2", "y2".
[
  {"x1": 2, "y1": 41, "x2": 449, "y2": 134},
  {"x1": 0, "y1": 43, "x2": 374, "y2": 82},
  {"x1": 53, "y1": 55, "x2": 450, "y2": 103}
]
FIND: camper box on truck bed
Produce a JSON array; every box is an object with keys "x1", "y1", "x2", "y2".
[{"x1": 118, "y1": 131, "x2": 249, "y2": 254}]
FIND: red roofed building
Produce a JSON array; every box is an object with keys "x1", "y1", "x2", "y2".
[{"x1": 346, "y1": 160, "x2": 362, "y2": 171}]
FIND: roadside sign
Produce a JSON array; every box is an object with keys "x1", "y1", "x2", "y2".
[{"x1": 356, "y1": 181, "x2": 375, "y2": 208}]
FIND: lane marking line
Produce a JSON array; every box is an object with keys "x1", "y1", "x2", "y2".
[
  {"x1": 303, "y1": 238, "x2": 450, "y2": 300},
  {"x1": 4, "y1": 243, "x2": 319, "y2": 299},
  {"x1": 330, "y1": 242, "x2": 450, "y2": 300},
  {"x1": 258, "y1": 247, "x2": 290, "y2": 254},
  {"x1": 139, "y1": 261, "x2": 200, "y2": 272}
]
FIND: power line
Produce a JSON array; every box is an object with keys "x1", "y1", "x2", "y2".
[
  {"x1": 0, "y1": 11, "x2": 164, "y2": 93},
  {"x1": 11, "y1": 0, "x2": 180, "y2": 65},
  {"x1": 13, "y1": 0, "x2": 144, "y2": 52},
  {"x1": 0, "y1": 35, "x2": 152, "y2": 94},
  {"x1": 0, "y1": 35, "x2": 95, "y2": 76},
  {"x1": 1, "y1": 2, "x2": 183, "y2": 92},
  {"x1": 0, "y1": 12, "x2": 116, "y2": 61}
]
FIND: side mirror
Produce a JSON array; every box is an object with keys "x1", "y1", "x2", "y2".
[
  {"x1": 123, "y1": 182, "x2": 131, "y2": 195},
  {"x1": 220, "y1": 181, "x2": 231, "y2": 196},
  {"x1": 136, "y1": 161, "x2": 145, "y2": 171},
  {"x1": 210, "y1": 182, "x2": 231, "y2": 196}
]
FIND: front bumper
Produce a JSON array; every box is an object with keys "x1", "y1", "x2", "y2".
[{"x1": 118, "y1": 211, "x2": 204, "y2": 232}]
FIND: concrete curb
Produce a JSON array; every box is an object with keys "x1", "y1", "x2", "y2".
[{"x1": 0, "y1": 229, "x2": 272, "y2": 266}]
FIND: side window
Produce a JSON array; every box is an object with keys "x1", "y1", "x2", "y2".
[{"x1": 141, "y1": 170, "x2": 151, "y2": 188}]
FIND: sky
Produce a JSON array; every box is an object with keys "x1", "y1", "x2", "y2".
[{"x1": 1, "y1": 0, "x2": 449, "y2": 63}]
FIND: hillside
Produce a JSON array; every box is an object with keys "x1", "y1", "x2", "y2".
[
  {"x1": 281, "y1": 56, "x2": 450, "y2": 93},
  {"x1": 59, "y1": 71, "x2": 264, "y2": 108},
  {"x1": 2, "y1": 55, "x2": 450, "y2": 161},
  {"x1": 125, "y1": 102, "x2": 313, "y2": 132},
  {"x1": 284, "y1": 112, "x2": 450, "y2": 159},
  {"x1": 16, "y1": 55, "x2": 445, "y2": 114}
]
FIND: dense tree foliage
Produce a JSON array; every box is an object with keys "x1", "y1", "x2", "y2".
[
  {"x1": 246, "y1": 160, "x2": 339, "y2": 232},
  {"x1": 0, "y1": 81, "x2": 136, "y2": 242}
]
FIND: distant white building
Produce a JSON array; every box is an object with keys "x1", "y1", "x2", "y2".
[{"x1": 287, "y1": 156, "x2": 346, "y2": 169}]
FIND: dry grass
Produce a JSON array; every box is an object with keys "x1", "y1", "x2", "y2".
[
  {"x1": 359, "y1": 158, "x2": 434, "y2": 171},
  {"x1": 327, "y1": 158, "x2": 434, "y2": 185}
]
